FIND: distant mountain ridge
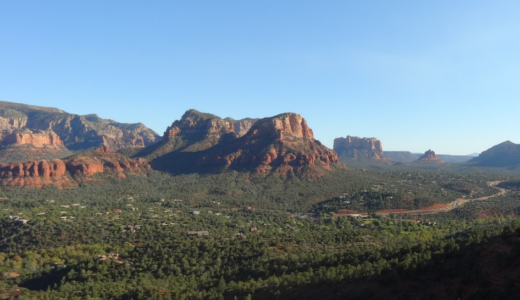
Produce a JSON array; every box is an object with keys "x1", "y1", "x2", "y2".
[
  {"x1": 0, "y1": 101, "x2": 160, "y2": 153},
  {"x1": 383, "y1": 151, "x2": 419, "y2": 163}
]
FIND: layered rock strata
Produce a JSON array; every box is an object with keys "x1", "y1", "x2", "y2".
[
  {"x1": 143, "y1": 110, "x2": 343, "y2": 177},
  {"x1": 334, "y1": 136, "x2": 389, "y2": 161},
  {"x1": 0, "y1": 147, "x2": 150, "y2": 189}
]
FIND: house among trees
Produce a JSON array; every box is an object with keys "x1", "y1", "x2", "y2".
[{"x1": 187, "y1": 231, "x2": 209, "y2": 236}]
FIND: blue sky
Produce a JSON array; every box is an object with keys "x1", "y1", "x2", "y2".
[{"x1": 1, "y1": 1, "x2": 519, "y2": 155}]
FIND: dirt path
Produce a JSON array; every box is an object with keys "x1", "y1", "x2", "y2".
[{"x1": 376, "y1": 181, "x2": 508, "y2": 215}]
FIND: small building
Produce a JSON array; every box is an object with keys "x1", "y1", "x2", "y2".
[
  {"x1": 112, "y1": 209, "x2": 122, "y2": 213},
  {"x1": 189, "y1": 211, "x2": 200, "y2": 215},
  {"x1": 60, "y1": 205, "x2": 70, "y2": 208},
  {"x1": 130, "y1": 207, "x2": 138, "y2": 211},
  {"x1": 250, "y1": 226, "x2": 258, "y2": 232},
  {"x1": 72, "y1": 203, "x2": 80, "y2": 207},
  {"x1": 187, "y1": 231, "x2": 209, "y2": 236},
  {"x1": 16, "y1": 219, "x2": 29, "y2": 225}
]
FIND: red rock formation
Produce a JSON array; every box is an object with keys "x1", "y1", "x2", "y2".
[
  {"x1": 334, "y1": 136, "x2": 383, "y2": 153},
  {"x1": 2, "y1": 129, "x2": 64, "y2": 148},
  {"x1": 185, "y1": 113, "x2": 341, "y2": 176},
  {"x1": 253, "y1": 113, "x2": 314, "y2": 139},
  {"x1": 0, "y1": 159, "x2": 73, "y2": 189},
  {"x1": 162, "y1": 109, "x2": 234, "y2": 143},
  {"x1": 417, "y1": 150, "x2": 445, "y2": 163},
  {"x1": 0, "y1": 147, "x2": 150, "y2": 189},
  {"x1": 333, "y1": 136, "x2": 389, "y2": 162}
]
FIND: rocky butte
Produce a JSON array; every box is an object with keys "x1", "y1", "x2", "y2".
[
  {"x1": 417, "y1": 149, "x2": 445, "y2": 163},
  {"x1": 138, "y1": 110, "x2": 343, "y2": 177},
  {"x1": 333, "y1": 136, "x2": 390, "y2": 162}
]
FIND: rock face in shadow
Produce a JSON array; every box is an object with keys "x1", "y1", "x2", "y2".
[
  {"x1": 469, "y1": 141, "x2": 520, "y2": 167},
  {"x1": 0, "y1": 147, "x2": 150, "y2": 189},
  {"x1": 334, "y1": 136, "x2": 389, "y2": 162},
  {"x1": 0, "y1": 101, "x2": 160, "y2": 151},
  {"x1": 417, "y1": 149, "x2": 445, "y2": 163},
  {"x1": 140, "y1": 110, "x2": 343, "y2": 177}
]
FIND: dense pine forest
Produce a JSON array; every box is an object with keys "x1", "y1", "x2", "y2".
[{"x1": 0, "y1": 167, "x2": 518, "y2": 299}]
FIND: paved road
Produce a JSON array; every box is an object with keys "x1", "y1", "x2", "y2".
[{"x1": 378, "y1": 181, "x2": 508, "y2": 215}]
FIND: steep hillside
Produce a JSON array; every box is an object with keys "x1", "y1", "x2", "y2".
[
  {"x1": 334, "y1": 136, "x2": 390, "y2": 163},
  {"x1": 138, "y1": 110, "x2": 343, "y2": 177},
  {"x1": 0, "y1": 101, "x2": 160, "y2": 151},
  {"x1": 470, "y1": 141, "x2": 520, "y2": 168}
]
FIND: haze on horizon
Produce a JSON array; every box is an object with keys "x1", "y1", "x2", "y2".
[{"x1": 1, "y1": 1, "x2": 519, "y2": 155}]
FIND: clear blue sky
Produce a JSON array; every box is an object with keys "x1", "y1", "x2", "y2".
[{"x1": 1, "y1": 1, "x2": 519, "y2": 155}]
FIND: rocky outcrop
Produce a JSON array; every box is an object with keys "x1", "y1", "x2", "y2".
[
  {"x1": 0, "y1": 159, "x2": 73, "y2": 189},
  {"x1": 334, "y1": 136, "x2": 389, "y2": 162},
  {"x1": 0, "y1": 147, "x2": 150, "y2": 189},
  {"x1": 334, "y1": 136, "x2": 383, "y2": 153},
  {"x1": 0, "y1": 101, "x2": 160, "y2": 151},
  {"x1": 163, "y1": 109, "x2": 234, "y2": 144},
  {"x1": 417, "y1": 150, "x2": 445, "y2": 163},
  {"x1": 144, "y1": 110, "x2": 343, "y2": 177},
  {"x1": 225, "y1": 117, "x2": 259, "y2": 137},
  {"x1": 0, "y1": 129, "x2": 73, "y2": 163},
  {"x1": 2, "y1": 129, "x2": 64, "y2": 148}
]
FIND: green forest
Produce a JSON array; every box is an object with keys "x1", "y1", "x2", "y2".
[{"x1": 0, "y1": 168, "x2": 519, "y2": 299}]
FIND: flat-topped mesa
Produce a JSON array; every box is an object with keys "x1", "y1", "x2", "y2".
[
  {"x1": 333, "y1": 136, "x2": 388, "y2": 162},
  {"x1": 417, "y1": 149, "x2": 445, "y2": 163},
  {"x1": 2, "y1": 129, "x2": 64, "y2": 148},
  {"x1": 252, "y1": 113, "x2": 314, "y2": 140},
  {"x1": 334, "y1": 136, "x2": 383, "y2": 153},
  {"x1": 163, "y1": 109, "x2": 234, "y2": 140}
]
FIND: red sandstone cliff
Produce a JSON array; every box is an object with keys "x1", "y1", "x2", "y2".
[
  {"x1": 2, "y1": 129, "x2": 64, "y2": 148},
  {"x1": 0, "y1": 147, "x2": 150, "y2": 189},
  {"x1": 145, "y1": 111, "x2": 343, "y2": 177},
  {"x1": 333, "y1": 136, "x2": 389, "y2": 162}
]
